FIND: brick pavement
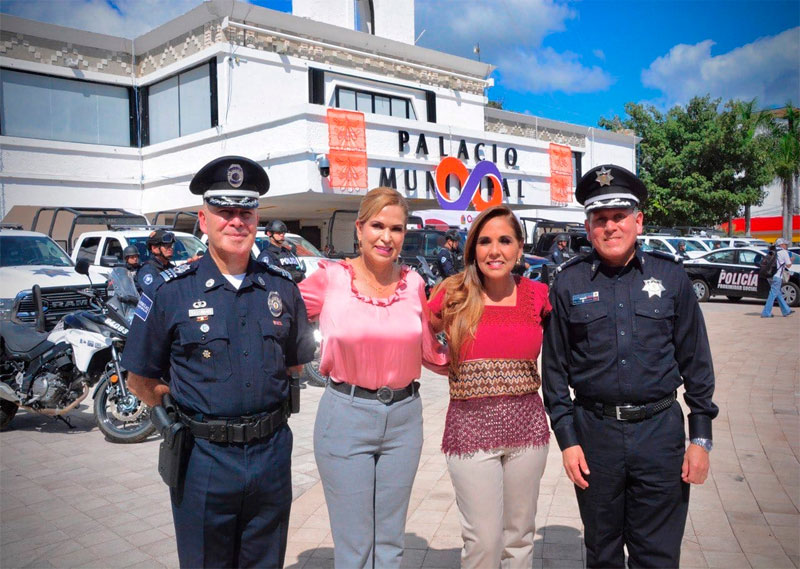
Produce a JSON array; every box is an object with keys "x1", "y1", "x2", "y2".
[{"x1": 1, "y1": 300, "x2": 798, "y2": 568}]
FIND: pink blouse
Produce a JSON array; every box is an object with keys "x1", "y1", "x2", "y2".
[{"x1": 298, "y1": 260, "x2": 448, "y2": 389}]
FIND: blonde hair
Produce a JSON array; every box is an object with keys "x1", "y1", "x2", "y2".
[
  {"x1": 357, "y1": 187, "x2": 409, "y2": 225},
  {"x1": 432, "y1": 205, "x2": 523, "y2": 372}
]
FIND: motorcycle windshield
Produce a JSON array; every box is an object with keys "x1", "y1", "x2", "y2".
[{"x1": 106, "y1": 268, "x2": 139, "y2": 325}]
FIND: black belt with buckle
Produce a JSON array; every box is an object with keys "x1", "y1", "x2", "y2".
[
  {"x1": 328, "y1": 380, "x2": 419, "y2": 405},
  {"x1": 575, "y1": 392, "x2": 677, "y2": 422},
  {"x1": 178, "y1": 400, "x2": 290, "y2": 444}
]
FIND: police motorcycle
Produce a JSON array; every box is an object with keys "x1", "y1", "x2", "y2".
[
  {"x1": 0, "y1": 260, "x2": 155, "y2": 443},
  {"x1": 414, "y1": 255, "x2": 440, "y2": 297},
  {"x1": 302, "y1": 324, "x2": 327, "y2": 387}
]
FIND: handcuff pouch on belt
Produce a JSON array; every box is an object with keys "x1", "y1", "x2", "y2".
[{"x1": 151, "y1": 394, "x2": 190, "y2": 489}]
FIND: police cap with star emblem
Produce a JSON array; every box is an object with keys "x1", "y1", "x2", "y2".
[
  {"x1": 576, "y1": 164, "x2": 647, "y2": 212},
  {"x1": 190, "y1": 156, "x2": 269, "y2": 209}
]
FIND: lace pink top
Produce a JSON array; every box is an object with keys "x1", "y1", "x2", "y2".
[{"x1": 298, "y1": 260, "x2": 448, "y2": 389}]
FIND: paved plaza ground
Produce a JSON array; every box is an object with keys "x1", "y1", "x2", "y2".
[{"x1": 1, "y1": 299, "x2": 798, "y2": 569}]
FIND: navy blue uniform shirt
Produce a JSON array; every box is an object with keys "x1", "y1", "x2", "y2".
[
  {"x1": 542, "y1": 247, "x2": 718, "y2": 450},
  {"x1": 136, "y1": 257, "x2": 173, "y2": 298},
  {"x1": 436, "y1": 247, "x2": 456, "y2": 277},
  {"x1": 122, "y1": 254, "x2": 315, "y2": 418},
  {"x1": 257, "y1": 242, "x2": 305, "y2": 282}
]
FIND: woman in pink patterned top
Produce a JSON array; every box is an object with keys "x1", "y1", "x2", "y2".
[
  {"x1": 429, "y1": 205, "x2": 551, "y2": 569},
  {"x1": 298, "y1": 187, "x2": 447, "y2": 569}
]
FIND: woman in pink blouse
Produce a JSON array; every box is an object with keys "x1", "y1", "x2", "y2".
[
  {"x1": 298, "y1": 187, "x2": 447, "y2": 569},
  {"x1": 429, "y1": 205, "x2": 551, "y2": 569}
]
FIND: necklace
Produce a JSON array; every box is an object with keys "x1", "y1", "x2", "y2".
[{"x1": 353, "y1": 258, "x2": 396, "y2": 295}]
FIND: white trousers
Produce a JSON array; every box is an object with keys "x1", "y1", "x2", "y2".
[{"x1": 446, "y1": 444, "x2": 548, "y2": 569}]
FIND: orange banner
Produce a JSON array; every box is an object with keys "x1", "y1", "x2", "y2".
[
  {"x1": 326, "y1": 109, "x2": 368, "y2": 192},
  {"x1": 549, "y1": 143, "x2": 573, "y2": 205}
]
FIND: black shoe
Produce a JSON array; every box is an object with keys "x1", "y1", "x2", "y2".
[{"x1": 783, "y1": 310, "x2": 795, "y2": 317}]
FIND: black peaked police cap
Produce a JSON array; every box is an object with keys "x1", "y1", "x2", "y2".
[
  {"x1": 190, "y1": 156, "x2": 270, "y2": 209},
  {"x1": 576, "y1": 164, "x2": 647, "y2": 212}
]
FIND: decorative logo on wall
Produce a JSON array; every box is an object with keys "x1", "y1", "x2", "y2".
[
  {"x1": 434, "y1": 157, "x2": 504, "y2": 212},
  {"x1": 549, "y1": 143, "x2": 573, "y2": 205},
  {"x1": 326, "y1": 109, "x2": 368, "y2": 193}
]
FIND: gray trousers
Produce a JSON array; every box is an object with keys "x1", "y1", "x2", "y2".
[{"x1": 314, "y1": 383, "x2": 423, "y2": 569}]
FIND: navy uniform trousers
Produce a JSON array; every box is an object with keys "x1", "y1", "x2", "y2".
[
  {"x1": 574, "y1": 402, "x2": 689, "y2": 568},
  {"x1": 172, "y1": 426, "x2": 293, "y2": 569}
]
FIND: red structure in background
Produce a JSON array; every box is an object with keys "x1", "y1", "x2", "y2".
[
  {"x1": 720, "y1": 215, "x2": 800, "y2": 242},
  {"x1": 326, "y1": 109, "x2": 368, "y2": 193},
  {"x1": 548, "y1": 143, "x2": 573, "y2": 205}
]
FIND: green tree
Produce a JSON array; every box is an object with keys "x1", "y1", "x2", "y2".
[
  {"x1": 766, "y1": 103, "x2": 800, "y2": 241},
  {"x1": 732, "y1": 99, "x2": 773, "y2": 236},
  {"x1": 599, "y1": 96, "x2": 772, "y2": 228}
]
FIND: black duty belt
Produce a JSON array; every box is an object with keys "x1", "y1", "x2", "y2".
[
  {"x1": 178, "y1": 401, "x2": 290, "y2": 444},
  {"x1": 329, "y1": 380, "x2": 419, "y2": 405},
  {"x1": 575, "y1": 391, "x2": 677, "y2": 422}
]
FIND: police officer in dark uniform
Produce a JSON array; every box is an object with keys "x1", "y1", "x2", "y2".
[
  {"x1": 435, "y1": 229, "x2": 462, "y2": 278},
  {"x1": 123, "y1": 156, "x2": 315, "y2": 569},
  {"x1": 136, "y1": 229, "x2": 176, "y2": 297},
  {"x1": 257, "y1": 220, "x2": 305, "y2": 283},
  {"x1": 550, "y1": 233, "x2": 572, "y2": 265},
  {"x1": 542, "y1": 165, "x2": 717, "y2": 569}
]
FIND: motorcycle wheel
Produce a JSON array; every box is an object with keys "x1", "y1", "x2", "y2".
[
  {"x1": 94, "y1": 374, "x2": 155, "y2": 444},
  {"x1": 0, "y1": 399, "x2": 18, "y2": 430}
]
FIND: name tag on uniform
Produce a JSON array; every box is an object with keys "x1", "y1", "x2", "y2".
[
  {"x1": 571, "y1": 291, "x2": 600, "y2": 305},
  {"x1": 188, "y1": 307, "x2": 214, "y2": 318}
]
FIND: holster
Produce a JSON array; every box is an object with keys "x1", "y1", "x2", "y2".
[
  {"x1": 153, "y1": 394, "x2": 191, "y2": 489},
  {"x1": 290, "y1": 376, "x2": 300, "y2": 414}
]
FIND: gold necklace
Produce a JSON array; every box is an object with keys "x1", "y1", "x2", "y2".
[{"x1": 354, "y1": 258, "x2": 395, "y2": 294}]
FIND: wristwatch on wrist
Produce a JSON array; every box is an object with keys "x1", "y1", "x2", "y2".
[{"x1": 690, "y1": 438, "x2": 713, "y2": 452}]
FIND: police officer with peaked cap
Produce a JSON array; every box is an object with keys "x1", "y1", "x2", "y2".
[
  {"x1": 541, "y1": 164, "x2": 718, "y2": 568},
  {"x1": 122, "y1": 156, "x2": 315, "y2": 568},
  {"x1": 257, "y1": 220, "x2": 306, "y2": 283},
  {"x1": 137, "y1": 229, "x2": 176, "y2": 297},
  {"x1": 435, "y1": 229, "x2": 462, "y2": 278}
]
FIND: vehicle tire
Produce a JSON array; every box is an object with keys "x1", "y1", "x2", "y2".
[
  {"x1": 302, "y1": 357, "x2": 327, "y2": 388},
  {"x1": 0, "y1": 400, "x2": 18, "y2": 430},
  {"x1": 94, "y1": 375, "x2": 155, "y2": 443},
  {"x1": 726, "y1": 295, "x2": 743, "y2": 302},
  {"x1": 781, "y1": 280, "x2": 800, "y2": 307},
  {"x1": 692, "y1": 279, "x2": 710, "y2": 302}
]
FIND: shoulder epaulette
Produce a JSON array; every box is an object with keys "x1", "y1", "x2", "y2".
[
  {"x1": 159, "y1": 263, "x2": 195, "y2": 283},
  {"x1": 645, "y1": 250, "x2": 683, "y2": 264},
  {"x1": 555, "y1": 253, "x2": 589, "y2": 274},
  {"x1": 264, "y1": 263, "x2": 294, "y2": 282}
]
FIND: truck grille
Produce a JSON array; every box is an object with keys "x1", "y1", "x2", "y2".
[{"x1": 15, "y1": 285, "x2": 108, "y2": 331}]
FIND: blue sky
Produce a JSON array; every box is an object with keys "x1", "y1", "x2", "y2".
[{"x1": 3, "y1": 0, "x2": 798, "y2": 127}]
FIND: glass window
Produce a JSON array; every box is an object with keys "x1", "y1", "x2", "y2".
[
  {"x1": 707, "y1": 250, "x2": 735, "y2": 264},
  {"x1": 424, "y1": 233, "x2": 443, "y2": 256},
  {"x1": 102, "y1": 238, "x2": 124, "y2": 263},
  {"x1": 390, "y1": 97, "x2": 407, "y2": 118},
  {"x1": 356, "y1": 92, "x2": 372, "y2": 113},
  {"x1": 125, "y1": 238, "x2": 150, "y2": 260},
  {"x1": 738, "y1": 250, "x2": 761, "y2": 266},
  {"x1": 0, "y1": 69, "x2": 130, "y2": 146},
  {"x1": 77, "y1": 237, "x2": 101, "y2": 263},
  {"x1": 173, "y1": 235, "x2": 206, "y2": 261},
  {"x1": 0, "y1": 235, "x2": 73, "y2": 267},
  {"x1": 148, "y1": 63, "x2": 212, "y2": 144},
  {"x1": 374, "y1": 95, "x2": 391, "y2": 116},
  {"x1": 285, "y1": 235, "x2": 323, "y2": 257},
  {"x1": 649, "y1": 239, "x2": 671, "y2": 253},
  {"x1": 338, "y1": 89, "x2": 356, "y2": 111},
  {"x1": 401, "y1": 233, "x2": 422, "y2": 255}
]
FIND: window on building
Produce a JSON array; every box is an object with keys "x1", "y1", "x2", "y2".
[
  {"x1": 146, "y1": 61, "x2": 216, "y2": 145},
  {"x1": 335, "y1": 87, "x2": 417, "y2": 120},
  {"x1": 0, "y1": 69, "x2": 132, "y2": 146}
]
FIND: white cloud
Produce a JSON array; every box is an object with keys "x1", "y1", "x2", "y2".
[
  {"x1": 592, "y1": 49, "x2": 605, "y2": 61},
  {"x1": 642, "y1": 27, "x2": 800, "y2": 108},
  {"x1": 415, "y1": 0, "x2": 611, "y2": 95},
  {"x1": 495, "y1": 48, "x2": 614, "y2": 94},
  {"x1": 1, "y1": 0, "x2": 207, "y2": 39}
]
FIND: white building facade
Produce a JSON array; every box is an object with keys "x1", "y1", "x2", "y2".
[{"x1": 0, "y1": 0, "x2": 638, "y2": 247}]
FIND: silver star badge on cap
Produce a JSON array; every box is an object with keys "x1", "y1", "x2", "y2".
[
  {"x1": 595, "y1": 166, "x2": 614, "y2": 187},
  {"x1": 227, "y1": 164, "x2": 244, "y2": 188}
]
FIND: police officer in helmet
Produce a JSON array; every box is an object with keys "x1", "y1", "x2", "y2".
[
  {"x1": 550, "y1": 233, "x2": 572, "y2": 265},
  {"x1": 436, "y1": 229, "x2": 462, "y2": 278},
  {"x1": 257, "y1": 220, "x2": 306, "y2": 283},
  {"x1": 137, "y1": 229, "x2": 176, "y2": 296},
  {"x1": 123, "y1": 156, "x2": 315, "y2": 569},
  {"x1": 123, "y1": 245, "x2": 141, "y2": 286},
  {"x1": 542, "y1": 165, "x2": 717, "y2": 568}
]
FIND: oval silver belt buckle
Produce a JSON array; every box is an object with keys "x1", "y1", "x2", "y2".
[{"x1": 376, "y1": 386, "x2": 394, "y2": 405}]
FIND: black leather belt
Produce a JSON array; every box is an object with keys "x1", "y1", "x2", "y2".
[
  {"x1": 328, "y1": 380, "x2": 419, "y2": 405},
  {"x1": 575, "y1": 392, "x2": 677, "y2": 422},
  {"x1": 178, "y1": 401, "x2": 290, "y2": 444}
]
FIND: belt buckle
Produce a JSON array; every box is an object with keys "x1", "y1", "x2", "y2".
[
  {"x1": 615, "y1": 405, "x2": 636, "y2": 421},
  {"x1": 376, "y1": 386, "x2": 394, "y2": 405}
]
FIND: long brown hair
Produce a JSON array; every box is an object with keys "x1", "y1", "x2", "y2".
[{"x1": 432, "y1": 205, "x2": 523, "y2": 372}]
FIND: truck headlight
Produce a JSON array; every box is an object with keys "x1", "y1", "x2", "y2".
[{"x1": 0, "y1": 298, "x2": 14, "y2": 321}]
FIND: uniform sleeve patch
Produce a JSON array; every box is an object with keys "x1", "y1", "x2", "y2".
[{"x1": 134, "y1": 294, "x2": 153, "y2": 321}]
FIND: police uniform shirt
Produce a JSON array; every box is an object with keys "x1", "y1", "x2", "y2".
[
  {"x1": 122, "y1": 254, "x2": 315, "y2": 417},
  {"x1": 436, "y1": 247, "x2": 456, "y2": 277},
  {"x1": 542, "y1": 247, "x2": 718, "y2": 450},
  {"x1": 136, "y1": 257, "x2": 174, "y2": 297},
  {"x1": 550, "y1": 248, "x2": 570, "y2": 266},
  {"x1": 258, "y1": 243, "x2": 304, "y2": 281}
]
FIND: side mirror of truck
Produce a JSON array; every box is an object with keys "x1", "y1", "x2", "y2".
[{"x1": 75, "y1": 258, "x2": 90, "y2": 275}]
